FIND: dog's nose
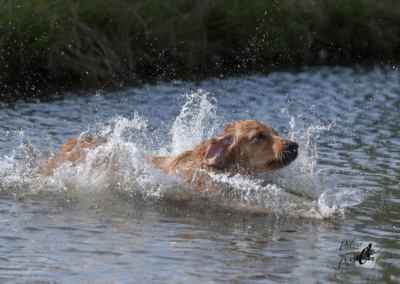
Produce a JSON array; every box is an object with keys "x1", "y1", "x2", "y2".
[
  {"x1": 280, "y1": 141, "x2": 299, "y2": 164},
  {"x1": 284, "y1": 141, "x2": 298, "y2": 151}
]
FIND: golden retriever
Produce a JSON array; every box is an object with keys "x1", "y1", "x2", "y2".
[
  {"x1": 42, "y1": 120, "x2": 344, "y2": 219},
  {"x1": 151, "y1": 120, "x2": 298, "y2": 181},
  {"x1": 43, "y1": 120, "x2": 298, "y2": 181}
]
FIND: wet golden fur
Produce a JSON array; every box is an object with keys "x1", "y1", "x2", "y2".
[
  {"x1": 41, "y1": 136, "x2": 107, "y2": 176},
  {"x1": 41, "y1": 120, "x2": 345, "y2": 220},
  {"x1": 43, "y1": 120, "x2": 298, "y2": 184},
  {"x1": 151, "y1": 120, "x2": 298, "y2": 180}
]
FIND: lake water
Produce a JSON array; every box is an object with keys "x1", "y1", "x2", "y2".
[{"x1": 0, "y1": 65, "x2": 399, "y2": 283}]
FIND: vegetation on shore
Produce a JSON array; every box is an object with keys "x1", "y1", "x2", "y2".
[{"x1": 1, "y1": 0, "x2": 400, "y2": 97}]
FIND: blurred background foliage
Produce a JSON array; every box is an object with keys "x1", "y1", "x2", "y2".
[{"x1": 1, "y1": 0, "x2": 400, "y2": 95}]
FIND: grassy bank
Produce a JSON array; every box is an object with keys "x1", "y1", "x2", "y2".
[{"x1": 1, "y1": 0, "x2": 400, "y2": 97}]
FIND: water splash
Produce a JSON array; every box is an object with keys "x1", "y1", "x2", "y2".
[
  {"x1": 0, "y1": 89, "x2": 362, "y2": 219},
  {"x1": 0, "y1": 131, "x2": 66, "y2": 195},
  {"x1": 170, "y1": 89, "x2": 218, "y2": 155}
]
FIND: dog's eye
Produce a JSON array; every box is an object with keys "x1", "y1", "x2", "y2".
[{"x1": 253, "y1": 133, "x2": 266, "y2": 141}]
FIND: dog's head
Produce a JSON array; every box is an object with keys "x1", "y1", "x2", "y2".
[{"x1": 204, "y1": 120, "x2": 298, "y2": 175}]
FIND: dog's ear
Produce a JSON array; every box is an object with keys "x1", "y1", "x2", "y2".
[{"x1": 204, "y1": 134, "x2": 234, "y2": 168}]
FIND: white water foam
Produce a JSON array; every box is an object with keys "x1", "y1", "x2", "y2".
[
  {"x1": 170, "y1": 89, "x2": 219, "y2": 156},
  {"x1": 0, "y1": 89, "x2": 362, "y2": 219}
]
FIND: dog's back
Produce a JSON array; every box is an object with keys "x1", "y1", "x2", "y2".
[{"x1": 41, "y1": 136, "x2": 106, "y2": 175}]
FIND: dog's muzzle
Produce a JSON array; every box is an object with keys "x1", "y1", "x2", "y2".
[{"x1": 282, "y1": 141, "x2": 299, "y2": 163}]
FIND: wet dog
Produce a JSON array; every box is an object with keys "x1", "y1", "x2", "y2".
[
  {"x1": 151, "y1": 120, "x2": 298, "y2": 182},
  {"x1": 43, "y1": 120, "x2": 298, "y2": 181},
  {"x1": 42, "y1": 120, "x2": 343, "y2": 219}
]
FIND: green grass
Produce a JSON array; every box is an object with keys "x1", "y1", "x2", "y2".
[{"x1": 1, "y1": 0, "x2": 400, "y2": 97}]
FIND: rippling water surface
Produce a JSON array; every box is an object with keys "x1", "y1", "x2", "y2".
[{"x1": 1, "y1": 65, "x2": 399, "y2": 283}]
